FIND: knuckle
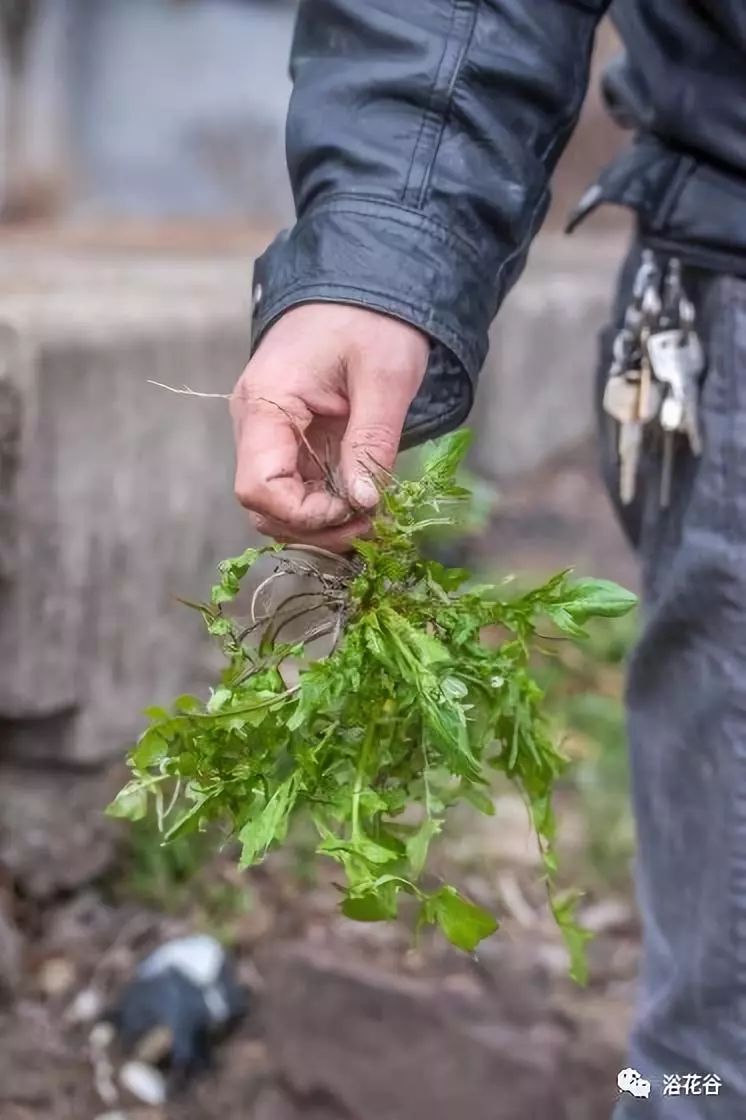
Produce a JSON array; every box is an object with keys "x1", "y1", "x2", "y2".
[
  {"x1": 347, "y1": 422, "x2": 399, "y2": 461},
  {"x1": 349, "y1": 421, "x2": 398, "y2": 450},
  {"x1": 234, "y1": 481, "x2": 259, "y2": 511}
]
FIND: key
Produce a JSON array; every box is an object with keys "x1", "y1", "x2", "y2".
[
  {"x1": 659, "y1": 393, "x2": 684, "y2": 432},
  {"x1": 602, "y1": 374, "x2": 643, "y2": 504},
  {"x1": 658, "y1": 390, "x2": 685, "y2": 507},
  {"x1": 647, "y1": 327, "x2": 705, "y2": 507},
  {"x1": 647, "y1": 328, "x2": 704, "y2": 387},
  {"x1": 603, "y1": 370, "x2": 662, "y2": 425},
  {"x1": 603, "y1": 366, "x2": 662, "y2": 505},
  {"x1": 648, "y1": 329, "x2": 705, "y2": 455},
  {"x1": 619, "y1": 420, "x2": 643, "y2": 505},
  {"x1": 602, "y1": 374, "x2": 641, "y2": 424}
]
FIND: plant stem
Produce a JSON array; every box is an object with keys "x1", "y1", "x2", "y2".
[{"x1": 351, "y1": 720, "x2": 376, "y2": 841}]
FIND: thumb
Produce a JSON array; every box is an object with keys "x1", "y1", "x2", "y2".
[{"x1": 340, "y1": 373, "x2": 413, "y2": 510}]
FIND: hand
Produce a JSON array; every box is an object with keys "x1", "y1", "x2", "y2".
[{"x1": 231, "y1": 304, "x2": 429, "y2": 551}]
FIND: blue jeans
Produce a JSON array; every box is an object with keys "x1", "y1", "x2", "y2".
[{"x1": 605, "y1": 252, "x2": 746, "y2": 1118}]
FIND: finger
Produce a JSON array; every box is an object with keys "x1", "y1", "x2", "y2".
[
  {"x1": 251, "y1": 511, "x2": 372, "y2": 554},
  {"x1": 234, "y1": 396, "x2": 351, "y2": 530},
  {"x1": 340, "y1": 375, "x2": 413, "y2": 511}
]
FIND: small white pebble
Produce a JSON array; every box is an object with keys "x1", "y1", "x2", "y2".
[
  {"x1": 38, "y1": 956, "x2": 76, "y2": 997},
  {"x1": 66, "y1": 986, "x2": 105, "y2": 1024},
  {"x1": 90, "y1": 1022, "x2": 116, "y2": 1051},
  {"x1": 580, "y1": 898, "x2": 633, "y2": 934},
  {"x1": 119, "y1": 1060, "x2": 167, "y2": 1106}
]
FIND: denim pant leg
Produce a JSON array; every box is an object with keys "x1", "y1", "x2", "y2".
[{"x1": 608, "y1": 269, "x2": 746, "y2": 1119}]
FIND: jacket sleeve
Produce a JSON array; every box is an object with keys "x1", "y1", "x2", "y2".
[{"x1": 251, "y1": 0, "x2": 610, "y2": 445}]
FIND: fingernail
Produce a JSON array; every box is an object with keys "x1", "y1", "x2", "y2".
[{"x1": 350, "y1": 476, "x2": 379, "y2": 509}]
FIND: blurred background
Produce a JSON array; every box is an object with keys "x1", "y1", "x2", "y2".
[{"x1": 0, "y1": 3, "x2": 640, "y2": 1118}]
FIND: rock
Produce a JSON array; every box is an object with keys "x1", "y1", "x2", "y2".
[
  {"x1": 261, "y1": 944, "x2": 567, "y2": 1120},
  {"x1": 119, "y1": 1061, "x2": 167, "y2": 1106},
  {"x1": 0, "y1": 999, "x2": 98, "y2": 1114},
  {"x1": 0, "y1": 765, "x2": 120, "y2": 898},
  {"x1": 65, "y1": 986, "x2": 106, "y2": 1025},
  {"x1": 260, "y1": 941, "x2": 628, "y2": 1120},
  {"x1": 579, "y1": 898, "x2": 635, "y2": 935},
  {"x1": 36, "y1": 956, "x2": 76, "y2": 999},
  {"x1": 253, "y1": 1086, "x2": 347, "y2": 1120}
]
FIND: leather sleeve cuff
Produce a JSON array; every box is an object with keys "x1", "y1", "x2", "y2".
[{"x1": 249, "y1": 195, "x2": 502, "y2": 447}]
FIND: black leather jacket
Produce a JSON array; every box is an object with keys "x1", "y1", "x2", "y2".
[{"x1": 251, "y1": 0, "x2": 746, "y2": 444}]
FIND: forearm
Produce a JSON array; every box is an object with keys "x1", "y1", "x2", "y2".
[{"x1": 252, "y1": 0, "x2": 610, "y2": 440}]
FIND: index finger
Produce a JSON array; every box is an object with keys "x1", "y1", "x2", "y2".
[{"x1": 233, "y1": 397, "x2": 351, "y2": 531}]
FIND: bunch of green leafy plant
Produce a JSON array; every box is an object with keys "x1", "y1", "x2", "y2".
[{"x1": 108, "y1": 431, "x2": 636, "y2": 981}]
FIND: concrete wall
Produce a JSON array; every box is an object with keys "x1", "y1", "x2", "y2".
[
  {"x1": 0, "y1": 244, "x2": 255, "y2": 762},
  {"x1": 1, "y1": 0, "x2": 297, "y2": 223},
  {"x1": 473, "y1": 234, "x2": 623, "y2": 480}
]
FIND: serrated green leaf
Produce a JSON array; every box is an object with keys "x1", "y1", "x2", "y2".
[
  {"x1": 206, "y1": 687, "x2": 232, "y2": 713},
  {"x1": 440, "y1": 675, "x2": 469, "y2": 700},
  {"x1": 211, "y1": 546, "x2": 262, "y2": 605},
  {"x1": 428, "y1": 886, "x2": 498, "y2": 951},
  {"x1": 132, "y1": 727, "x2": 169, "y2": 769},
  {"x1": 563, "y1": 578, "x2": 638, "y2": 621},
  {"x1": 163, "y1": 790, "x2": 215, "y2": 842},
  {"x1": 342, "y1": 886, "x2": 398, "y2": 922},
  {"x1": 423, "y1": 428, "x2": 472, "y2": 481},
  {"x1": 406, "y1": 819, "x2": 441, "y2": 877},
  {"x1": 106, "y1": 782, "x2": 148, "y2": 821},
  {"x1": 546, "y1": 605, "x2": 588, "y2": 640},
  {"x1": 551, "y1": 891, "x2": 593, "y2": 985},
  {"x1": 142, "y1": 705, "x2": 170, "y2": 721},
  {"x1": 238, "y1": 774, "x2": 299, "y2": 867},
  {"x1": 320, "y1": 834, "x2": 403, "y2": 867},
  {"x1": 172, "y1": 694, "x2": 202, "y2": 713}
]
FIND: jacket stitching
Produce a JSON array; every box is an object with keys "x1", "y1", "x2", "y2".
[
  {"x1": 401, "y1": 4, "x2": 456, "y2": 205},
  {"x1": 416, "y1": 0, "x2": 481, "y2": 210},
  {"x1": 402, "y1": 0, "x2": 479, "y2": 208},
  {"x1": 304, "y1": 192, "x2": 490, "y2": 266}
]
